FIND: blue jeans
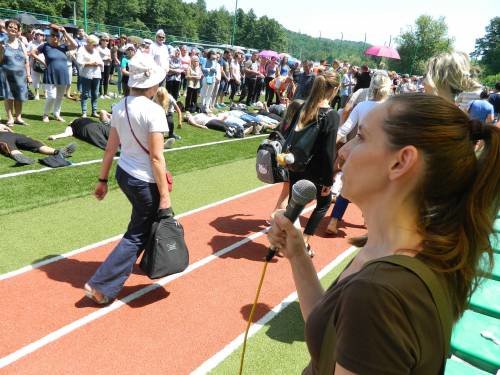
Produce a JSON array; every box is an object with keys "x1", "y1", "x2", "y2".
[
  {"x1": 88, "y1": 166, "x2": 159, "y2": 299},
  {"x1": 331, "y1": 194, "x2": 349, "y2": 220},
  {"x1": 81, "y1": 77, "x2": 100, "y2": 114}
]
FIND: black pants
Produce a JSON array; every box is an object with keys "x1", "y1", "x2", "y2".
[
  {"x1": 181, "y1": 73, "x2": 187, "y2": 92},
  {"x1": 166, "y1": 80, "x2": 181, "y2": 101},
  {"x1": 229, "y1": 79, "x2": 240, "y2": 101},
  {"x1": 185, "y1": 87, "x2": 199, "y2": 112},
  {"x1": 289, "y1": 174, "x2": 332, "y2": 236},
  {"x1": 264, "y1": 77, "x2": 275, "y2": 106},
  {"x1": 166, "y1": 113, "x2": 175, "y2": 138},
  {"x1": 99, "y1": 65, "x2": 111, "y2": 96},
  {"x1": 241, "y1": 78, "x2": 256, "y2": 106},
  {"x1": 253, "y1": 78, "x2": 264, "y2": 104}
]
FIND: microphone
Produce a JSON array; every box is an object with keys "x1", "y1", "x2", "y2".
[{"x1": 266, "y1": 179, "x2": 317, "y2": 261}]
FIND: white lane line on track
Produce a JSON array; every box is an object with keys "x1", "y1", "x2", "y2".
[
  {"x1": 190, "y1": 246, "x2": 359, "y2": 375},
  {"x1": 0, "y1": 184, "x2": 271, "y2": 281},
  {"x1": 0, "y1": 135, "x2": 266, "y2": 180},
  {"x1": 0, "y1": 203, "x2": 317, "y2": 369},
  {"x1": 0, "y1": 227, "x2": 272, "y2": 369}
]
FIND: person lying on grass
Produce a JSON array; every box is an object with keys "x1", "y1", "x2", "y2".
[
  {"x1": 0, "y1": 124, "x2": 76, "y2": 165},
  {"x1": 184, "y1": 112, "x2": 261, "y2": 136}
]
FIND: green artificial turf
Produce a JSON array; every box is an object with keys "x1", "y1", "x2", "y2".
[
  {"x1": 0, "y1": 158, "x2": 264, "y2": 273},
  {"x1": 210, "y1": 251, "x2": 358, "y2": 374}
]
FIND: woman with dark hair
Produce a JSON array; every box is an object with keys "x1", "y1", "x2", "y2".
[
  {"x1": 32, "y1": 25, "x2": 77, "y2": 122},
  {"x1": 268, "y1": 93, "x2": 500, "y2": 374},
  {"x1": 284, "y1": 71, "x2": 340, "y2": 256},
  {"x1": 0, "y1": 19, "x2": 31, "y2": 126}
]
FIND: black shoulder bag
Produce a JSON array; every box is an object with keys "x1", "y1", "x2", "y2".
[{"x1": 139, "y1": 207, "x2": 189, "y2": 279}]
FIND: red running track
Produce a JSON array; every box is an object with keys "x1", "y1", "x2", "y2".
[{"x1": 0, "y1": 185, "x2": 365, "y2": 374}]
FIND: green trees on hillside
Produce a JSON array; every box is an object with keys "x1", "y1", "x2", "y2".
[
  {"x1": 472, "y1": 17, "x2": 500, "y2": 76},
  {"x1": 389, "y1": 15, "x2": 453, "y2": 75}
]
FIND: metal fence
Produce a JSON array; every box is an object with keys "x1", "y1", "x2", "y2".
[{"x1": 0, "y1": 7, "x2": 216, "y2": 44}]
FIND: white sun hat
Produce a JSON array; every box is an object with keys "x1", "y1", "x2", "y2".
[{"x1": 128, "y1": 53, "x2": 166, "y2": 88}]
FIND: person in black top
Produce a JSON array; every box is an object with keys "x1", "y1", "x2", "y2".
[
  {"x1": 48, "y1": 116, "x2": 110, "y2": 150},
  {"x1": 353, "y1": 64, "x2": 371, "y2": 92},
  {"x1": 0, "y1": 124, "x2": 76, "y2": 165},
  {"x1": 488, "y1": 82, "x2": 500, "y2": 121},
  {"x1": 294, "y1": 60, "x2": 315, "y2": 100},
  {"x1": 285, "y1": 71, "x2": 340, "y2": 256}
]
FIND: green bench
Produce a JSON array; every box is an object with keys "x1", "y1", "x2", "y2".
[
  {"x1": 445, "y1": 357, "x2": 491, "y2": 374},
  {"x1": 451, "y1": 310, "x2": 500, "y2": 373},
  {"x1": 469, "y1": 278, "x2": 500, "y2": 319}
]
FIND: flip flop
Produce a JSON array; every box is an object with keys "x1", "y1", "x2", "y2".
[{"x1": 14, "y1": 119, "x2": 28, "y2": 125}]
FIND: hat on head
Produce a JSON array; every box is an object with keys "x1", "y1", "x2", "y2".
[
  {"x1": 156, "y1": 29, "x2": 165, "y2": 37},
  {"x1": 33, "y1": 29, "x2": 44, "y2": 35},
  {"x1": 124, "y1": 43, "x2": 135, "y2": 51},
  {"x1": 128, "y1": 54, "x2": 166, "y2": 89},
  {"x1": 142, "y1": 38, "x2": 153, "y2": 45}
]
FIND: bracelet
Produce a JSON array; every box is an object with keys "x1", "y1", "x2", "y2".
[{"x1": 98, "y1": 178, "x2": 108, "y2": 183}]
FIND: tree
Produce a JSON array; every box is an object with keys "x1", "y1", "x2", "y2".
[
  {"x1": 253, "y1": 16, "x2": 286, "y2": 51},
  {"x1": 390, "y1": 15, "x2": 453, "y2": 75},
  {"x1": 198, "y1": 8, "x2": 231, "y2": 44},
  {"x1": 471, "y1": 17, "x2": 500, "y2": 75}
]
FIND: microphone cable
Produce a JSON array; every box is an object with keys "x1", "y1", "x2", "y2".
[{"x1": 238, "y1": 249, "x2": 276, "y2": 375}]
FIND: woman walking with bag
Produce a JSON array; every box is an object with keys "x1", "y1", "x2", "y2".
[
  {"x1": 284, "y1": 71, "x2": 340, "y2": 256},
  {"x1": 85, "y1": 53, "x2": 172, "y2": 304},
  {"x1": 268, "y1": 94, "x2": 500, "y2": 374}
]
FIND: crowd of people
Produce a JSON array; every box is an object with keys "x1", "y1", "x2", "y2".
[{"x1": 1, "y1": 17, "x2": 500, "y2": 375}]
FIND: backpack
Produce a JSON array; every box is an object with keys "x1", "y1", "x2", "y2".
[
  {"x1": 255, "y1": 131, "x2": 288, "y2": 184},
  {"x1": 284, "y1": 108, "x2": 333, "y2": 173}
]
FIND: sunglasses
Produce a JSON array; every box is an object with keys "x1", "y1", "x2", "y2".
[{"x1": 157, "y1": 36, "x2": 165, "y2": 39}]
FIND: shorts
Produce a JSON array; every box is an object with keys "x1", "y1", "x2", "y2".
[
  {"x1": 0, "y1": 132, "x2": 44, "y2": 155},
  {"x1": 218, "y1": 79, "x2": 229, "y2": 95}
]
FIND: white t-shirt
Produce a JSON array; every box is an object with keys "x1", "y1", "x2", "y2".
[
  {"x1": 149, "y1": 42, "x2": 170, "y2": 72},
  {"x1": 112, "y1": 96, "x2": 169, "y2": 183},
  {"x1": 338, "y1": 100, "x2": 379, "y2": 142},
  {"x1": 76, "y1": 47, "x2": 103, "y2": 79}
]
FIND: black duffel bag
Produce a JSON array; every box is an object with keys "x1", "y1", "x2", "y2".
[{"x1": 140, "y1": 208, "x2": 189, "y2": 279}]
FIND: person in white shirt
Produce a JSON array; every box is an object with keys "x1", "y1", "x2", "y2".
[
  {"x1": 85, "y1": 53, "x2": 171, "y2": 305},
  {"x1": 76, "y1": 35, "x2": 104, "y2": 117},
  {"x1": 27, "y1": 29, "x2": 45, "y2": 100},
  {"x1": 97, "y1": 35, "x2": 112, "y2": 98},
  {"x1": 149, "y1": 29, "x2": 170, "y2": 83},
  {"x1": 327, "y1": 74, "x2": 392, "y2": 235}
]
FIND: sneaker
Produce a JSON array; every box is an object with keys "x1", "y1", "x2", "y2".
[
  {"x1": 34, "y1": 94, "x2": 40, "y2": 100},
  {"x1": 100, "y1": 95, "x2": 106, "y2": 99},
  {"x1": 91, "y1": 112, "x2": 99, "y2": 118},
  {"x1": 169, "y1": 133, "x2": 182, "y2": 140},
  {"x1": 53, "y1": 115, "x2": 65, "y2": 122},
  {"x1": 12, "y1": 153, "x2": 35, "y2": 165},
  {"x1": 164, "y1": 138, "x2": 176, "y2": 149},
  {"x1": 42, "y1": 115, "x2": 50, "y2": 123},
  {"x1": 57, "y1": 143, "x2": 77, "y2": 158},
  {"x1": 81, "y1": 113, "x2": 87, "y2": 118}
]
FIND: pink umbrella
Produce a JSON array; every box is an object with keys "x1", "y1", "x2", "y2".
[
  {"x1": 364, "y1": 45, "x2": 400, "y2": 60},
  {"x1": 259, "y1": 50, "x2": 279, "y2": 59}
]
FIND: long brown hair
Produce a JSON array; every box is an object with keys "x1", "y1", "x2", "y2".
[
  {"x1": 299, "y1": 71, "x2": 340, "y2": 127},
  {"x1": 362, "y1": 93, "x2": 499, "y2": 319},
  {"x1": 278, "y1": 99, "x2": 304, "y2": 134}
]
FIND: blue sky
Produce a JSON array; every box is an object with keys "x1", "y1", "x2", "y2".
[{"x1": 193, "y1": 0, "x2": 499, "y2": 53}]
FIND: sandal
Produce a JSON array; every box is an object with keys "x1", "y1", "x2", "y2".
[
  {"x1": 84, "y1": 283, "x2": 110, "y2": 305},
  {"x1": 306, "y1": 244, "x2": 315, "y2": 258},
  {"x1": 6, "y1": 120, "x2": 14, "y2": 127},
  {"x1": 14, "y1": 119, "x2": 28, "y2": 126}
]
